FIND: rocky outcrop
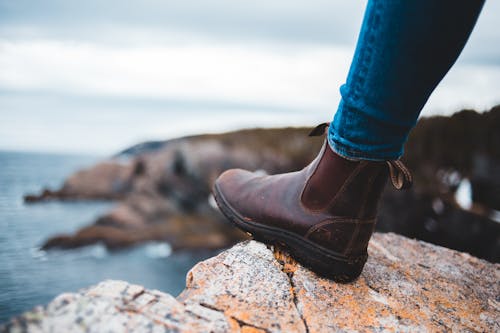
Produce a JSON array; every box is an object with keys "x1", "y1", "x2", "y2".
[
  {"x1": 4, "y1": 233, "x2": 499, "y2": 332},
  {"x1": 34, "y1": 127, "x2": 324, "y2": 252},
  {"x1": 25, "y1": 107, "x2": 500, "y2": 261},
  {"x1": 24, "y1": 162, "x2": 136, "y2": 202}
]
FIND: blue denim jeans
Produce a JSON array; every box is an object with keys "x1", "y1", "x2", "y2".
[{"x1": 328, "y1": 0, "x2": 485, "y2": 161}]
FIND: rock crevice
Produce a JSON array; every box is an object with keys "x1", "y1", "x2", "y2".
[{"x1": 273, "y1": 246, "x2": 310, "y2": 333}]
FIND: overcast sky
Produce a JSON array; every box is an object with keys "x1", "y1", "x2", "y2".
[{"x1": 1, "y1": 0, "x2": 499, "y2": 154}]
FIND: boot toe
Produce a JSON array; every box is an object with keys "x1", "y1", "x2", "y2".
[{"x1": 214, "y1": 168, "x2": 255, "y2": 201}]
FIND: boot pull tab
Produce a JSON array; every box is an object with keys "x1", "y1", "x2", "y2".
[
  {"x1": 308, "y1": 122, "x2": 330, "y2": 137},
  {"x1": 386, "y1": 160, "x2": 413, "y2": 190}
]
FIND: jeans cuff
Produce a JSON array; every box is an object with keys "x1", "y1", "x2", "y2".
[{"x1": 327, "y1": 130, "x2": 403, "y2": 161}]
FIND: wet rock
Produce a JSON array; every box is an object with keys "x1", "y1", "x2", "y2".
[
  {"x1": 5, "y1": 233, "x2": 499, "y2": 332},
  {"x1": 42, "y1": 211, "x2": 249, "y2": 251}
]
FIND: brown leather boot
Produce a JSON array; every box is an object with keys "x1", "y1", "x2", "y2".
[{"x1": 213, "y1": 123, "x2": 412, "y2": 282}]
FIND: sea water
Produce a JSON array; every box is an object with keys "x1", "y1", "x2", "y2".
[{"x1": 0, "y1": 151, "x2": 214, "y2": 323}]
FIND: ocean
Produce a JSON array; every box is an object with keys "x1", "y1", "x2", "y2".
[{"x1": 0, "y1": 151, "x2": 215, "y2": 323}]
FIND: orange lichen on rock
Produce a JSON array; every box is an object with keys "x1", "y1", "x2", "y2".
[
  {"x1": 178, "y1": 241, "x2": 307, "y2": 332},
  {"x1": 272, "y1": 244, "x2": 298, "y2": 275},
  {"x1": 177, "y1": 234, "x2": 498, "y2": 332}
]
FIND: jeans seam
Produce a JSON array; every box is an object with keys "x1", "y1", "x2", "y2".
[{"x1": 351, "y1": 0, "x2": 383, "y2": 101}]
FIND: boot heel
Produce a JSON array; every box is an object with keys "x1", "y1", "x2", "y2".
[
  {"x1": 288, "y1": 243, "x2": 367, "y2": 283},
  {"x1": 270, "y1": 223, "x2": 367, "y2": 282}
]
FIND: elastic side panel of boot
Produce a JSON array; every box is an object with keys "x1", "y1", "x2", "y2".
[
  {"x1": 326, "y1": 163, "x2": 387, "y2": 220},
  {"x1": 301, "y1": 146, "x2": 359, "y2": 211}
]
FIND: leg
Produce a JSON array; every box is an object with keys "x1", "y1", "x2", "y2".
[
  {"x1": 214, "y1": 0, "x2": 485, "y2": 281},
  {"x1": 329, "y1": 0, "x2": 485, "y2": 161}
]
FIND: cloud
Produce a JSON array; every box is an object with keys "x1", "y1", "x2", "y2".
[
  {"x1": 0, "y1": 0, "x2": 498, "y2": 64},
  {"x1": 0, "y1": 39, "x2": 352, "y2": 110},
  {"x1": 0, "y1": 0, "x2": 365, "y2": 45},
  {"x1": 423, "y1": 64, "x2": 500, "y2": 115},
  {"x1": 0, "y1": 0, "x2": 499, "y2": 153},
  {"x1": 0, "y1": 38, "x2": 352, "y2": 154}
]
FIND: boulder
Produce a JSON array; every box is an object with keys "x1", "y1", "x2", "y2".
[{"x1": 4, "y1": 233, "x2": 499, "y2": 332}]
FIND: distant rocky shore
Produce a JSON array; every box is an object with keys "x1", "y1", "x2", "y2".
[
  {"x1": 25, "y1": 106, "x2": 500, "y2": 261},
  {"x1": 3, "y1": 233, "x2": 499, "y2": 332}
]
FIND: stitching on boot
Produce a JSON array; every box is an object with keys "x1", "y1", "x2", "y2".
[
  {"x1": 304, "y1": 217, "x2": 376, "y2": 239},
  {"x1": 358, "y1": 166, "x2": 382, "y2": 218},
  {"x1": 342, "y1": 169, "x2": 378, "y2": 255}
]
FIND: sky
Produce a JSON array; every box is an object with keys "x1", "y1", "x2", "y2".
[{"x1": 1, "y1": 0, "x2": 499, "y2": 154}]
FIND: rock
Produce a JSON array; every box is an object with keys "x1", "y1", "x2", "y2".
[
  {"x1": 24, "y1": 162, "x2": 135, "y2": 201},
  {"x1": 37, "y1": 127, "x2": 324, "y2": 252},
  {"x1": 42, "y1": 212, "x2": 249, "y2": 251},
  {"x1": 2, "y1": 281, "x2": 232, "y2": 333},
  {"x1": 377, "y1": 188, "x2": 500, "y2": 262},
  {"x1": 4, "y1": 233, "x2": 499, "y2": 332}
]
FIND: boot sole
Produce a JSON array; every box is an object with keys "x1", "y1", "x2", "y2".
[{"x1": 213, "y1": 183, "x2": 367, "y2": 283}]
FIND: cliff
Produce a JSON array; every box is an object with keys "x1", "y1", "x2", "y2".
[
  {"x1": 24, "y1": 106, "x2": 500, "y2": 261},
  {"x1": 3, "y1": 233, "x2": 499, "y2": 332},
  {"x1": 32, "y1": 127, "x2": 325, "y2": 252}
]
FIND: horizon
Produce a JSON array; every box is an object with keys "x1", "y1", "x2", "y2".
[{"x1": 0, "y1": 104, "x2": 498, "y2": 156}]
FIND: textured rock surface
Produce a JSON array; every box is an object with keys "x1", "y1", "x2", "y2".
[{"x1": 4, "y1": 233, "x2": 499, "y2": 332}]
